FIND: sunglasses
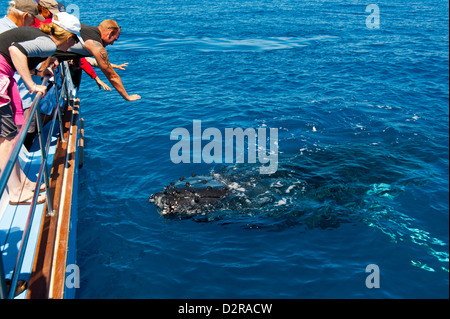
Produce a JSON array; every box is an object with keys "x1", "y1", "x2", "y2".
[{"x1": 108, "y1": 26, "x2": 121, "y2": 31}]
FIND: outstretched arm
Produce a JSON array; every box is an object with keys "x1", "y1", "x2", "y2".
[
  {"x1": 84, "y1": 40, "x2": 141, "y2": 101},
  {"x1": 85, "y1": 56, "x2": 128, "y2": 70}
]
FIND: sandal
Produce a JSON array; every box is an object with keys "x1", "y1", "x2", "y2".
[
  {"x1": 9, "y1": 195, "x2": 46, "y2": 206},
  {"x1": 5, "y1": 279, "x2": 28, "y2": 297},
  {"x1": 34, "y1": 184, "x2": 46, "y2": 193}
]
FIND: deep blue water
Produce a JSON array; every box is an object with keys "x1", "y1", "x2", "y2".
[{"x1": 41, "y1": 0, "x2": 450, "y2": 298}]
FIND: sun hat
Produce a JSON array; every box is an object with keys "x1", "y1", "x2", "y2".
[
  {"x1": 38, "y1": 0, "x2": 60, "y2": 15},
  {"x1": 13, "y1": 0, "x2": 45, "y2": 21},
  {"x1": 52, "y1": 12, "x2": 84, "y2": 45}
]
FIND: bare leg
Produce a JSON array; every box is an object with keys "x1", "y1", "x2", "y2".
[{"x1": 0, "y1": 137, "x2": 45, "y2": 203}]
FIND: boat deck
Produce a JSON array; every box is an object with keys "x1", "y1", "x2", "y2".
[{"x1": 0, "y1": 123, "x2": 57, "y2": 299}]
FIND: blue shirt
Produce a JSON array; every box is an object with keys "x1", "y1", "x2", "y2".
[{"x1": 0, "y1": 16, "x2": 17, "y2": 34}]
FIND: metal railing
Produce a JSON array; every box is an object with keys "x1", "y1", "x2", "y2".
[{"x1": 0, "y1": 62, "x2": 76, "y2": 299}]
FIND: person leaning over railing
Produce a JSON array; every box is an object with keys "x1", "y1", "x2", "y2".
[
  {"x1": 0, "y1": 1, "x2": 47, "y2": 188},
  {"x1": 34, "y1": 0, "x2": 58, "y2": 28},
  {"x1": 0, "y1": 0, "x2": 44, "y2": 33},
  {"x1": 19, "y1": 0, "x2": 110, "y2": 150},
  {"x1": 6, "y1": 0, "x2": 58, "y2": 151},
  {"x1": 0, "y1": 12, "x2": 82, "y2": 206},
  {"x1": 34, "y1": 0, "x2": 113, "y2": 92},
  {"x1": 54, "y1": 19, "x2": 141, "y2": 102}
]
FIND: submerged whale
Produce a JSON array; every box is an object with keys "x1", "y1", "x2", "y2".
[{"x1": 149, "y1": 175, "x2": 229, "y2": 215}]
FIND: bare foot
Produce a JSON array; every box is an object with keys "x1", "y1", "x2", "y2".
[
  {"x1": 23, "y1": 180, "x2": 45, "y2": 193},
  {"x1": 9, "y1": 190, "x2": 46, "y2": 206}
]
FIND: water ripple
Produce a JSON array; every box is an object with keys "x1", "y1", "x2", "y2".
[{"x1": 115, "y1": 34, "x2": 339, "y2": 52}]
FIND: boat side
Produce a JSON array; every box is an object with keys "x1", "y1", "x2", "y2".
[
  {"x1": 26, "y1": 98, "x2": 82, "y2": 299},
  {"x1": 0, "y1": 63, "x2": 82, "y2": 299}
]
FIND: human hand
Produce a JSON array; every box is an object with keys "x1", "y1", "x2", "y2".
[
  {"x1": 115, "y1": 62, "x2": 129, "y2": 70},
  {"x1": 43, "y1": 66, "x2": 54, "y2": 77},
  {"x1": 95, "y1": 77, "x2": 112, "y2": 91},
  {"x1": 31, "y1": 84, "x2": 48, "y2": 96},
  {"x1": 126, "y1": 94, "x2": 141, "y2": 101},
  {"x1": 50, "y1": 58, "x2": 59, "y2": 69}
]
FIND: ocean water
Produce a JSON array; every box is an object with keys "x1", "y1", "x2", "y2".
[{"x1": 50, "y1": 0, "x2": 448, "y2": 298}]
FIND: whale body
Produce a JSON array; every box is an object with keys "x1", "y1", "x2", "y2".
[{"x1": 149, "y1": 176, "x2": 229, "y2": 215}]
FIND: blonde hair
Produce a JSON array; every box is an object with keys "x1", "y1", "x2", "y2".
[{"x1": 40, "y1": 22, "x2": 75, "y2": 42}]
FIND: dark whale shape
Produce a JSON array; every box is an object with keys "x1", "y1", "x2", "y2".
[{"x1": 149, "y1": 177, "x2": 229, "y2": 215}]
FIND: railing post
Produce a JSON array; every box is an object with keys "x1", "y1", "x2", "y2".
[
  {"x1": 0, "y1": 251, "x2": 7, "y2": 299},
  {"x1": 7, "y1": 160, "x2": 47, "y2": 299},
  {"x1": 56, "y1": 96, "x2": 66, "y2": 143},
  {"x1": 53, "y1": 68, "x2": 66, "y2": 143},
  {"x1": 34, "y1": 110, "x2": 55, "y2": 216}
]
